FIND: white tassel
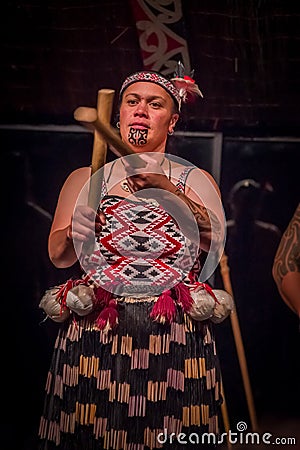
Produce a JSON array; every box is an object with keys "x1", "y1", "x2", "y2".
[
  {"x1": 171, "y1": 77, "x2": 203, "y2": 102},
  {"x1": 170, "y1": 60, "x2": 203, "y2": 111}
]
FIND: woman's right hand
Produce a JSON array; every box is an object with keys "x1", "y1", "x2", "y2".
[{"x1": 68, "y1": 205, "x2": 106, "y2": 243}]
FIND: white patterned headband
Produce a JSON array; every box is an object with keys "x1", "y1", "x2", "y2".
[{"x1": 119, "y1": 62, "x2": 203, "y2": 111}]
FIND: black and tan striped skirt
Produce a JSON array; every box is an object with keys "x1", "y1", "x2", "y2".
[{"x1": 38, "y1": 296, "x2": 222, "y2": 449}]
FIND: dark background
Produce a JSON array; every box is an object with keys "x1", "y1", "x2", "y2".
[
  {"x1": 0, "y1": 1, "x2": 299, "y2": 449},
  {"x1": 1, "y1": 0, "x2": 299, "y2": 134}
]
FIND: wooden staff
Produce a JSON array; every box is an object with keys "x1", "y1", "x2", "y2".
[
  {"x1": 219, "y1": 252, "x2": 259, "y2": 432},
  {"x1": 220, "y1": 379, "x2": 232, "y2": 448},
  {"x1": 82, "y1": 88, "x2": 115, "y2": 254},
  {"x1": 88, "y1": 89, "x2": 115, "y2": 207},
  {"x1": 74, "y1": 106, "x2": 146, "y2": 168}
]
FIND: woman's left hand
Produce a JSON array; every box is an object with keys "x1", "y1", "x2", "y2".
[{"x1": 122, "y1": 154, "x2": 175, "y2": 192}]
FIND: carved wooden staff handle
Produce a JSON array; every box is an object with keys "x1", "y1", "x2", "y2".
[
  {"x1": 74, "y1": 106, "x2": 146, "y2": 168},
  {"x1": 75, "y1": 91, "x2": 146, "y2": 255},
  {"x1": 81, "y1": 89, "x2": 114, "y2": 255},
  {"x1": 88, "y1": 89, "x2": 114, "y2": 208}
]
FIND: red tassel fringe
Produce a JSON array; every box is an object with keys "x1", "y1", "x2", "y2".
[
  {"x1": 174, "y1": 282, "x2": 193, "y2": 312},
  {"x1": 150, "y1": 281, "x2": 218, "y2": 325},
  {"x1": 150, "y1": 289, "x2": 176, "y2": 324},
  {"x1": 95, "y1": 300, "x2": 119, "y2": 331},
  {"x1": 53, "y1": 277, "x2": 216, "y2": 329},
  {"x1": 94, "y1": 286, "x2": 118, "y2": 331},
  {"x1": 94, "y1": 285, "x2": 113, "y2": 308}
]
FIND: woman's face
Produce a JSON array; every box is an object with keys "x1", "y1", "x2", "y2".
[{"x1": 119, "y1": 82, "x2": 179, "y2": 153}]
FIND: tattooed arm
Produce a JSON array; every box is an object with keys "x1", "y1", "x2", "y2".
[
  {"x1": 272, "y1": 203, "x2": 300, "y2": 315},
  {"x1": 173, "y1": 167, "x2": 225, "y2": 253},
  {"x1": 173, "y1": 189, "x2": 223, "y2": 252}
]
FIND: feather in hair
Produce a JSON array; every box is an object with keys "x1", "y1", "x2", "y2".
[{"x1": 171, "y1": 61, "x2": 203, "y2": 109}]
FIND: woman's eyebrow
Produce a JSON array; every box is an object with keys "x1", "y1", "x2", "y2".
[
  {"x1": 124, "y1": 93, "x2": 166, "y2": 103},
  {"x1": 148, "y1": 95, "x2": 166, "y2": 103}
]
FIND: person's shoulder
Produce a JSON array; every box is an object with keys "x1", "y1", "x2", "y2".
[
  {"x1": 187, "y1": 166, "x2": 220, "y2": 196},
  {"x1": 64, "y1": 166, "x2": 91, "y2": 184},
  {"x1": 171, "y1": 161, "x2": 221, "y2": 203},
  {"x1": 58, "y1": 167, "x2": 92, "y2": 197},
  {"x1": 67, "y1": 166, "x2": 91, "y2": 178},
  {"x1": 171, "y1": 162, "x2": 215, "y2": 181}
]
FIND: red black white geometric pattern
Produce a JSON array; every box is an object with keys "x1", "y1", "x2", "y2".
[{"x1": 84, "y1": 195, "x2": 198, "y2": 296}]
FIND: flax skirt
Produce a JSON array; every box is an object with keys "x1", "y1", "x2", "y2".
[{"x1": 38, "y1": 297, "x2": 222, "y2": 449}]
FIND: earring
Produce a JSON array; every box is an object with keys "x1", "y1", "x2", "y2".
[
  {"x1": 168, "y1": 129, "x2": 174, "y2": 136},
  {"x1": 116, "y1": 122, "x2": 120, "y2": 129}
]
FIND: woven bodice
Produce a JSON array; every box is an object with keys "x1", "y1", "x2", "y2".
[{"x1": 82, "y1": 192, "x2": 200, "y2": 296}]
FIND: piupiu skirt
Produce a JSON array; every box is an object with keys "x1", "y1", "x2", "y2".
[{"x1": 38, "y1": 297, "x2": 222, "y2": 449}]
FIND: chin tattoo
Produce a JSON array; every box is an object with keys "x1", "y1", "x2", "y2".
[{"x1": 128, "y1": 127, "x2": 148, "y2": 146}]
